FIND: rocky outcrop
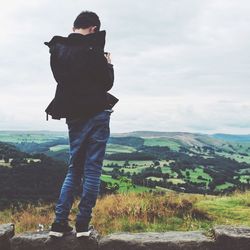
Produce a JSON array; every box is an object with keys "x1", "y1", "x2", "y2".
[
  {"x1": 10, "y1": 228, "x2": 100, "y2": 250},
  {"x1": 99, "y1": 231, "x2": 215, "y2": 250},
  {"x1": 1, "y1": 223, "x2": 250, "y2": 250},
  {"x1": 0, "y1": 224, "x2": 15, "y2": 250},
  {"x1": 213, "y1": 225, "x2": 250, "y2": 250}
]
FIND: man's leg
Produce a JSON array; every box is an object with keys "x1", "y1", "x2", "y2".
[
  {"x1": 76, "y1": 111, "x2": 111, "y2": 227},
  {"x1": 54, "y1": 117, "x2": 92, "y2": 223}
]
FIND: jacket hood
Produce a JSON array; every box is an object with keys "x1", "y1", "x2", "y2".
[{"x1": 44, "y1": 30, "x2": 106, "y2": 49}]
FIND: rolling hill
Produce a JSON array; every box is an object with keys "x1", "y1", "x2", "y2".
[{"x1": 0, "y1": 130, "x2": 250, "y2": 198}]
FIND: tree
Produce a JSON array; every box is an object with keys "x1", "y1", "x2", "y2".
[
  {"x1": 123, "y1": 160, "x2": 130, "y2": 167},
  {"x1": 154, "y1": 160, "x2": 160, "y2": 166},
  {"x1": 118, "y1": 176, "x2": 134, "y2": 191},
  {"x1": 4, "y1": 156, "x2": 9, "y2": 163}
]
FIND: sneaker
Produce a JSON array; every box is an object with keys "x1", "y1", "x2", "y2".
[
  {"x1": 75, "y1": 222, "x2": 92, "y2": 238},
  {"x1": 49, "y1": 221, "x2": 73, "y2": 238}
]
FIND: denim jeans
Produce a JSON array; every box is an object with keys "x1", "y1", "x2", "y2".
[{"x1": 54, "y1": 110, "x2": 111, "y2": 225}]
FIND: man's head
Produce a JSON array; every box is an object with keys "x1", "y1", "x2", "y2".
[{"x1": 73, "y1": 11, "x2": 101, "y2": 35}]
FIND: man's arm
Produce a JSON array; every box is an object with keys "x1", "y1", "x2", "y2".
[
  {"x1": 89, "y1": 50, "x2": 114, "y2": 91},
  {"x1": 105, "y1": 62, "x2": 114, "y2": 91}
]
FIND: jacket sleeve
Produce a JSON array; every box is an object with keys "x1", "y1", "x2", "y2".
[
  {"x1": 106, "y1": 63, "x2": 114, "y2": 91},
  {"x1": 89, "y1": 50, "x2": 114, "y2": 91}
]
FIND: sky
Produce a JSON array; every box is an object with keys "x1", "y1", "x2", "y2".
[{"x1": 0, "y1": 0, "x2": 250, "y2": 134}]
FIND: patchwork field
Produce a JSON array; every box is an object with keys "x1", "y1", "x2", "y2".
[{"x1": 1, "y1": 131, "x2": 250, "y2": 195}]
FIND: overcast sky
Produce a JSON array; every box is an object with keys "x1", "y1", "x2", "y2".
[{"x1": 0, "y1": 0, "x2": 249, "y2": 134}]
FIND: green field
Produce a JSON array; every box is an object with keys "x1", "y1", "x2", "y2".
[
  {"x1": 167, "y1": 178, "x2": 186, "y2": 184},
  {"x1": 103, "y1": 160, "x2": 126, "y2": 166},
  {"x1": 104, "y1": 160, "x2": 154, "y2": 167},
  {"x1": 239, "y1": 175, "x2": 250, "y2": 184},
  {"x1": 102, "y1": 166, "x2": 114, "y2": 172},
  {"x1": 238, "y1": 168, "x2": 250, "y2": 174},
  {"x1": 106, "y1": 144, "x2": 136, "y2": 154},
  {"x1": 144, "y1": 138, "x2": 180, "y2": 151},
  {"x1": 119, "y1": 166, "x2": 148, "y2": 174},
  {"x1": 103, "y1": 160, "x2": 169, "y2": 175},
  {"x1": 100, "y1": 174, "x2": 151, "y2": 193},
  {"x1": 1, "y1": 131, "x2": 250, "y2": 196},
  {"x1": 0, "y1": 131, "x2": 67, "y2": 143},
  {"x1": 146, "y1": 176, "x2": 163, "y2": 181},
  {"x1": 181, "y1": 166, "x2": 212, "y2": 185},
  {"x1": 215, "y1": 182, "x2": 234, "y2": 191},
  {"x1": 161, "y1": 166, "x2": 178, "y2": 177},
  {"x1": 224, "y1": 142, "x2": 250, "y2": 154},
  {"x1": 0, "y1": 159, "x2": 11, "y2": 167},
  {"x1": 49, "y1": 144, "x2": 69, "y2": 152},
  {"x1": 216, "y1": 151, "x2": 250, "y2": 164},
  {"x1": 127, "y1": 160, "x2": 154, "y2": 166}
]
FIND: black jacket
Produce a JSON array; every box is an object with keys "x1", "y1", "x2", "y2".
[{"x1": 44, "y1": 30, "x2": 119, "y2": 120}]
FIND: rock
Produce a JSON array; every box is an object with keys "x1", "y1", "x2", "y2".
[
  {"x1": 0, "y1": 224, "x2": 15, "y2": 239},
  {"x1": 99, "y1": 231, "x2": 215, "y2": 250},
  {"x1": 0, "y1": 223, "x2": 15, "y2": 250},
  {"x1": 10, "y1": 231, "x2": 48, "y2": 250},
  {"x1": 213, "y1": 225, "x2": 250, "y2": 250},
  {"x1": 10, "y1": 227, "x2": 100, "y2": 250},
  {"x1": 2, "y1": 223, "x2": 250, "y2": 250}
]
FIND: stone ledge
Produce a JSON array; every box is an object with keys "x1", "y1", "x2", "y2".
[
  {"x1": 213, "y1": 225, "x2": 250, "y2": 250},
  {"x1": 10, "y1": 229, "x2": 100, "y2": 250},
  {"x1": 99, "y1": 231, "x2": 215, "y2": 250},
  {"x1": 0, "y1": 223, "x2": 15, "y2": 250},
  {"x1": 1, "y1": 223, "x2": 250, "y2": 250}
]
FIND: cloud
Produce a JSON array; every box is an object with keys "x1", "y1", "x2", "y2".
[
  {"x1": 0, "y1": 0, "x2": 249, "y2": 133},
  {"x1": 111, "y1": 95, "x2": 250, "y2": 134}
]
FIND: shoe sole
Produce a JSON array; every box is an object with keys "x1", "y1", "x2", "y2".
[
  {"x1": 76, "y1": 230, "x2": 91, "y2": 237},
  {"x1": 49, "y1": 231, "x2": 64, "y2": 237},
  {"x1": 49, "y1": 230, "x2": 73, "y2": 238}
]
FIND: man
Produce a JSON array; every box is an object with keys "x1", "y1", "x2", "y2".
[{"x1": 44, "y1": 11, "x2": 119, "y2": 238}]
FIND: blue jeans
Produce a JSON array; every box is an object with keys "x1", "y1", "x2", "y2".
[{"x1": 54, "y1": 110, "x2": 111, "y2": 225}]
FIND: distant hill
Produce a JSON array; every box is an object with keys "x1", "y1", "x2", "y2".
[
  {"x1": 1, "y1": 130, "x2": 250, "y2": 198},
  {"x1": 111, "y1": 131, "x2": 250, "y2": 148},
  {"x1": 211, "y1": 133, "x2": 250, "y2": 142}
]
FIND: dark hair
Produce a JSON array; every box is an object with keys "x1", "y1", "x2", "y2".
[{"x1": 73, "y1": 11, "x2": 100, "y2": 31}]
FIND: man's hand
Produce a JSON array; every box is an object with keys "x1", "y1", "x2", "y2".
[{"x1": 104, "y1": 52, "x2": 112, "y2": 64}]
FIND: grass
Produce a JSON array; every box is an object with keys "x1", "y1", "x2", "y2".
[
  {"x1": 1, "y1": 190, "x2": 250, "y2": 236},
  {"x1": 195, "y1": 190, "x2": 250, "y2": 227},
  {"x1": 215, "y1": 182, "x2": 234, "y2": 191}
]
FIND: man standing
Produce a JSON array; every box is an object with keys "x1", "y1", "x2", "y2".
[{"x1": 45, "y1": 11, "x2": 118, "y2": 238}]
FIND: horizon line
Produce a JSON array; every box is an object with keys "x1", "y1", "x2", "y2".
[{"x1": 0, "y1": 130, "x2": 249, "y2": 136}]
